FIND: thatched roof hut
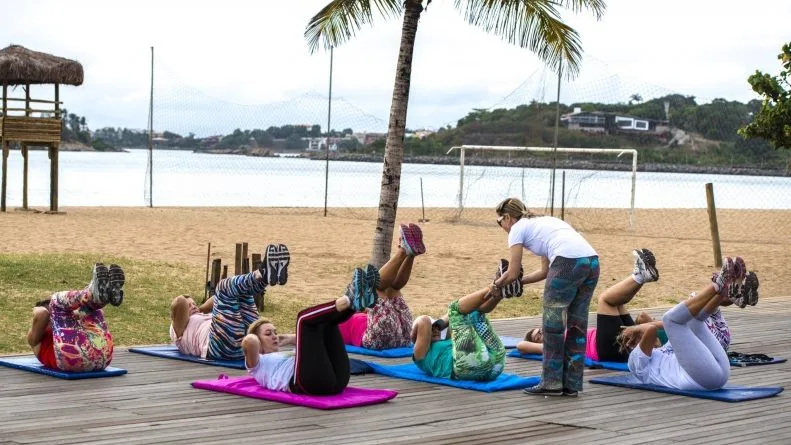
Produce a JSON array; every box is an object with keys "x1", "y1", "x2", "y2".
[{"x1": 0, "y1": 45, "x2": 83, "y2": 86}]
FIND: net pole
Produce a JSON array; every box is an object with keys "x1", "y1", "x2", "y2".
[
  {"x1": 323, "y1": 47, "x2": 334, "y2": 217},
  {"x1": 147, "y1": 46, "x2": 154, "y2": 208},
  {"x1": 549, "y1": 65, "x2": 562, "y2": 215}
]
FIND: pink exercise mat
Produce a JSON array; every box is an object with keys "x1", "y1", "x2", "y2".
[{"x1": 191, "y1": 374, "x2": 398, "y2": 410}]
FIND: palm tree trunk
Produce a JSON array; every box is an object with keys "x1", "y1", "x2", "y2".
[{"x1": 370, "y1": 0, "x2": 423, "y2": 268}]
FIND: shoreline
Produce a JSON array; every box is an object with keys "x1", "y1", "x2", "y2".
[{"x1": 307, "y1": 153, "x2": 791, "y2": 177}]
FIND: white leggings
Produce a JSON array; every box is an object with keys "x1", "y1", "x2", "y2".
[{"x1": 662, "y1": 303, "x2": 730, "y2": 390}]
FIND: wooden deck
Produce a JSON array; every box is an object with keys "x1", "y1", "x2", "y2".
[{"x1": 1, "y1": 299, "x2": 789, "y2": 445}]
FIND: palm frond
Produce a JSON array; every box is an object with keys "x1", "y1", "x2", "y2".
[
  {"x1": 305, "y1": 0, "x2": 404, "y2": 54},
  {"x1": 556, "y1": 0, "x2": 607, "y2": 20},
  {"x1": 454, "y1": 0, "x2": 594, "y2": 78}
]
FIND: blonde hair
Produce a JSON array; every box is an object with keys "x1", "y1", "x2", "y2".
[
  {"x1": 247, "y1": 318, "x2": 274, "y2": 336},
  {"x1": 496, "y1": 197, "x2": 540, "y2": 220}
]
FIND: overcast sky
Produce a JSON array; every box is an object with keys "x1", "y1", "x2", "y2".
[{"x1": 2, "y1": 0, "x2": 788, "y2": 135}]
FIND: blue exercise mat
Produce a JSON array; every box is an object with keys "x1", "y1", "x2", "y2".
[
  {"x1": 345, "y1": 335, "x2": 522, "y2": 359},
  {"x1": 590, "y1": 374, "x2": 784, "y2": 402},
  {"x1": 364, "y1": 361, "x2": 540, "y2": 392},
  {"x1": 0, "y1": 355, "x2": 127, "y2": 380},
  {"x1": 507, "y1": 350, "x2": 630, "y2": 371},
  {"x1": 129, "y1": 345, "x2": 245, "y2": 369},
  {"x1": 344, "y1": 345, "x2": 414, "y2": 358},
  {"x1": 349, "y1": 358, "x2": 373, "y2": 375},
  {"x1": 499, "y1": 336, "x2": 521, "y2": 349}
]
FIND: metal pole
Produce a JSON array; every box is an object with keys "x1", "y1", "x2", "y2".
[
  {"x1": 521, "y1": 168, "x2": 525, "y2": 202},
  {"x1": 458, "y1": 148, "x2": 466, "y2": 213},
  {"x1": 561, "y1": 170, "x2": 566, "y2": 221},
  {"x1": 549, "y1": 65, "x2": 562, "y2": 215},
  {"x1": 148, "y1": 46, "x2": 154, "y2": 208},
  {"x1": 323, "y1": 47, "x2": 333, "y2": 217},
  {"x1": 630, "y1": 151, "x2": 637, "y2": 228}
]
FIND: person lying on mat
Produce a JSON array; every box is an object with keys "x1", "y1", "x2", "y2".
[
  {"x1": 616, "y1": 256, "x2": 759, "y2": 390},
  {"x1": 490, "y1": 197, "x2": 600, "y2": 397},
  {"x1": 518, "y1": 248, "x2": 742, "y2": 361},
  {"x1": 517, "y1": 248, "x2": 661, "y2": 359},
  {"x1": 27, "y1": 263, "x2": 125, "y2": 372},
  {"x1": 241, "y1": 266, "x2": 380, "y2": 394},
  {"x1": 410, "y1": 262, "x2": 523, "y2": 382},
  {"x1": 338, "y1": 223, "x2": 425, "y2": 351},
  {"x1": 169, "y1": 244, "x2": 289, "y2": 361}
]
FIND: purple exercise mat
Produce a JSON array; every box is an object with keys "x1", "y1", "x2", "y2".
[{"x1": 191, "y1": 374, "x2": 398, "y2": 410}]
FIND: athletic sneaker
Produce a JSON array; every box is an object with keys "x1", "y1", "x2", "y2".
[
  {"x1": 728, "y1": 271, "x2": 759, "y2": 308},
  {"x1": 107, "y1": 264, "x2": 125, "y2": 307},
  {"x1": 501, "y1": 265, "x2": 524, "y2": 298},
  {"x1": 523, "y1": 385, "x2": 563, "y2": 397},
  {"x1": 363, "y1": 264, "x2": 381, "y2": 307},
  {"x1": 88, "y1": 263, "x2": 110, "y2": 306},
  {"x1": 400, "y1": 223, "x2": 426, "y2": 257},
  {"x1": 408, "y1": 223, "x2": 426, "y2": 255},
  {"x1": 264, "y1": 244, "x2": 290, "y2": 286},
  {"x1": 713, "y1": 256, "x2": 746, "y2": 294},
  {"x1": 346, "y1": 268, "x2": 376, "y2": 311},
  {"x1": 562, "y1": 388, "x2": 579, "y2": 397},
  {"x1": 632, "y1": 248, "x2": 659, "y2": 283}
]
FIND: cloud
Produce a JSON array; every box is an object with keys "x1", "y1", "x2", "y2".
[{"x1": 1, "y1": 0, "x2": 787, "y2": 134}]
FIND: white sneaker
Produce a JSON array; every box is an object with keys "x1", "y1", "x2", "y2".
[{"x1": 632, "y1": 249, "x2": 659, "y2": 283}]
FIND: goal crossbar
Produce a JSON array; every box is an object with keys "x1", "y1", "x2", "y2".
[{"x1": 446, "y1": 145, "x2": 637, "y2": 227}]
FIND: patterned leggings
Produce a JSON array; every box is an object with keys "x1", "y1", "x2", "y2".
[
  {"x1": 49, "y1": 289, "x2": 113, "y2": 372},
  {"x1": 449, "y1": 300, "x2": 505, "y2": 381},
  {"x1": 542, "y1": 256, "x2": 600, "y2": 391},
  {"x1": 207, "y1": 272, "x2": 267, "y2": 361},
  {"x1": 362, "y1": 293, "x2": 414, "y2": 350}
]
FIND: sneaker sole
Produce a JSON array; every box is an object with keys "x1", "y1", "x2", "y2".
[
  {"x1": 407, "y1": 223, "x2": 426, "y2": 255},
  {"x1": 364, "y1": 265, "x2": 380, "y2": 308},
  {"x1": 398, "y1": 224, "x2": 414, "y2": 256},
  {"x1": 401, "y1": 224, "x2": 425, "y2": 256},
  {"x1": 523, "y1": 389, "x2": 564, "y2": 397},
  {"x1": 637, "y1": 248, "x2": 659, "y2": 281},
  {"x1": 351, "y1": 268, "x2": 366, "y2": 311},
  {"x1": 265, "y1": 244, "x2": 290, "y2": 286},
  {"x1": 93, "y1": 263, "x2": 110, "y2": 305},
  {"x1": 107, "y1": 264, "x2": 125, "y2": 306},
  {"x1": 743, "y1": 272, "x2": 759, "y2": 306}
]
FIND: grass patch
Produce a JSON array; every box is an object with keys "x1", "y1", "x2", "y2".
[{"x1": 0, "y1": 253, "x2": 361, "y2": 354}]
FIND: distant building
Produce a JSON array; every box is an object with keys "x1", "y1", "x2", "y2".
[
  {"x1": 304, "y1": 137, "x2": 338, "y2": 152},
  {"x1": 561, "y1": 107, "x2": 670, "y2": 135},
  {"x1": 405, "y1": 128, "x2": 435, "y2": 139}
]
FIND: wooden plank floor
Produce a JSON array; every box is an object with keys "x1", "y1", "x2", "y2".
[{"x1": 1, "y1": 299, "x2": 789, "y2": 445}]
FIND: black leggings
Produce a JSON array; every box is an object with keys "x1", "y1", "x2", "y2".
[
  {"x1": 290, "y1": 300, "x2": 353, "y2": 395},
  {"x1": 595, "y1": 313, "x2": 635, "y2": 362}
]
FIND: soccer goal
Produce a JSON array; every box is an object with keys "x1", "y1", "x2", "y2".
[{"x1": 445, "y1": 145, "x2": 638, "y2": 227}]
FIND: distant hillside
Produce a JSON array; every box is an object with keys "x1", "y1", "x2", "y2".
[{"x1": 392, "y1": 95, "x2": 790, "y2": 170}]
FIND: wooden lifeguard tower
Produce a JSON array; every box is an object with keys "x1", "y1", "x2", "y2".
[{"x1": 0, "y1": 45, "x2": 84, "y2": 213}]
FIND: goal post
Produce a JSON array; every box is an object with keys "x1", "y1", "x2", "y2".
[{"x1": 446, "y1": 145, "x2": 638, "y2": 227}]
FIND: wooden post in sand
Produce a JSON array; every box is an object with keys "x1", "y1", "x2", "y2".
[
  {"x1": 251, "y1": 253, "x2": 264, "y2": 311},
  {"x1": 705, "y1": 183, "x2": 722, "y2": 268},
  {"x1": 234, "y1": 243, "x2": 243, "y2": 275}
]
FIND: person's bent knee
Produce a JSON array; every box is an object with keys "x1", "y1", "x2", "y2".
[{"x1": 171, "y1": 295, "x2": 190, "y2": 309}]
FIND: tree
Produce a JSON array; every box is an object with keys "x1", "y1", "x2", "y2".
[
  {"x1": 305, "y1": 0, "x2": 607, "y2": 267},
  {"x1": 738, "y1": 42, "x2": 791, "y2": 149}
]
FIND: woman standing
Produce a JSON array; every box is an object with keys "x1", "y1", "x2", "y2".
[{"x1": 492, "y1": 197, "x2": 599, "y2": 397}]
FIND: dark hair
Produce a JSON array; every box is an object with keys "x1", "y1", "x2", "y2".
[
  {"x1": 34, "y1": 299, "x2": 50, "y2": 308},
  {"x1": 524, "y1": 328, "x2": 540, "y2": 342}
]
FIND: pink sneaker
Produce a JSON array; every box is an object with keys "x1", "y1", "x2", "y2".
[{"x1": 400, "y1": 223, "x2": 426, "y2": 256}]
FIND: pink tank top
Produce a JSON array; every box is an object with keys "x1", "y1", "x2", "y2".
[
  {"x1": 586, "y1": 328, "x2": 599, "y2": 361},
  {"x1": 338, "y1": 312, "x2": 367, "y2": 347}
]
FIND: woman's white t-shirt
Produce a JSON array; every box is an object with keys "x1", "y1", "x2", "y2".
[
  {"x1": 247, "y1": 351, "x2": 296, "y2": 392},
  {"x1": 507, "y1": 216, "x2": 597, "y2": 263},
  {"x1": 628, "y1": 345, "x2": 704, "y2": 390}
]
